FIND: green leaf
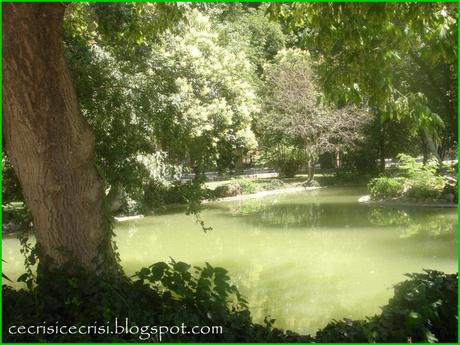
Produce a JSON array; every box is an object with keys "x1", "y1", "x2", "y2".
[{"x1": 151, "y1": 262, "x2": 169, "y2": 281}]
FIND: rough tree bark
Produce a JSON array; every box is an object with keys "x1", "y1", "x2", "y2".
[{"x1": 3, "y1": 3, "x2": 114, "y2": 271}]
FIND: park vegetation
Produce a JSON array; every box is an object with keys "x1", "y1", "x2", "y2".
[{"x1": 2, "y1": 2, "x2": 458, "y2": 343}]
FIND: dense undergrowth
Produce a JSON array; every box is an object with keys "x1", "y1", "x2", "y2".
[
  {"x1": 316, "y1": 270, "x2": 458, "y2": 343},
  {"x1": 3, "y1": 260, "x2": 312, "y2": 343},
  {"x1": 3, "y1": 260, "x2": 457, "y2": 343},
  {"x1": 119, "y1": 178, "x2": 293, "y2": 215},
  {"x1": 368, "y1": 154, "x2": 457, "y2": 203}
]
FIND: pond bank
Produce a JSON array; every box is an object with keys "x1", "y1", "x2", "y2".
[
  {"x1": 114, "y1": 186, "x2": 323, "y2": 221},
  {"x1": 358, "y1": 194, "x2": 458, "y2": 208},
  {"x1": 205, "y1": 185, "x2": 322, "y2": 203}
]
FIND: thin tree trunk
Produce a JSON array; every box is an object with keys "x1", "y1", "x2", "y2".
[
  {"x1": 335, "y1": 148, "x2": 341, "y2": 172},
  {"x1": 306, "y1": 160, "x2": 315, "y2": 183},
  {"x1": 420, "y1": 130, "x2": 429, "y2": 164},
  {"x1": 379, "y1": 122, "x2": 385, "y2": 171},
  {"x1": 3, "y1": 3, "x2": 114, "y2": 271}
]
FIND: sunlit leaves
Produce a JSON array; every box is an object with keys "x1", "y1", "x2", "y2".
[
  {"x1": 271, "y1": 2, "x2": 457, "y2": 142},
  {"x1": 149, "y1": 10, "x2": 260, "y2": 171},
  {"x1": 258, "y1": 48, "x2": 372, "y2": 174}
]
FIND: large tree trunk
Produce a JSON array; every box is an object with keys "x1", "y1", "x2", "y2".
[{"x1": 3, "y1": 3, "x2": 114, "y2": 271}]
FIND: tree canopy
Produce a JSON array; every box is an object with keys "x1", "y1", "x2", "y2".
[{"x1": 271, "y1": 2, "x2": 457, "y2": 159}]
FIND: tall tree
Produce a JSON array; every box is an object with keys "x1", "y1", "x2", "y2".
[
  {"x1": 258, "y1": 49, "x2": 371, "y2": 179},
  {"x1": 3, "y1": 3, "x2": 183, "y2": 271},
  {"x1": 271, "y1": 2, "x2": 457, "y2": 161},
  {"x1": 2, "y1": 3, "x2": 115, "y2": 271}
]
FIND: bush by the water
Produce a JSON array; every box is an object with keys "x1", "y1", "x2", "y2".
[
  {"x1": 120, "y1": 181, "x2": 215, "y2": 215},
  {"x1": 3, "y1": 260, "x2": 457, "y2": 343},
  {"x1": 213, "y1": 183, "x2": 244, "y2": 198},
  {"x1": 212, "y1": 179, "x2": 286, "y2": 198},
  {"x1": 368, "y1": 176, "x2": 406, "y2": 199},
  {"x1": 2, "y1": 259, "x2": 311, "y2": 343},
  {"x1": 116, "y1": 178, "x2": 290, "y2": 214},
  {"x1": 316, "y1": 270, "x2": 458, "y2": 343},
  {"x1": 368, "y1": 154, "x2": 454, "y2": 202},
  {"x1": 237, "y1": 179, "x2": 258, "y2": 194}
]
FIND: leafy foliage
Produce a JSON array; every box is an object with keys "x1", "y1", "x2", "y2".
[
  {"x1": 368, "y1": 177, "x2": 406, "y2": 200},
  {"x1": 3, "y1": 259, "x2": 312, "y2": 342},
  {"x1": 2, "y1": 154, "x2": 23, "y2": 205},
  {"x1": 3, "y1": 4, "x2": 458, "y2": 343},
  {"x1": 398, "y1": 155, "x2": 446, "y2": 200},
  {"x1": 215, "y1": 3, "x2": 285, "y2": 76},
  {"x1": 211, "y1": 178, "x2": 286, "y2": 198},
  {"x1": 63, "y1": 4, "x2": 268, "y2": 213},
  {"x1": 257, "y1": 48, "x2": 371, "y2": 177},
  {"x1": 2, "y1": 204, "x2": 32, "y2": 234},
  {"x1": 368, "y1": 154, "x2": 448, "y2": 201},
  {"x1": 375, "y1": 270, "x2": 458, "y2": 343},
  {"x1": 271, "y1": 2, "x2": 457, "y2": 159},
  {"x1": 147, "y1": 10, "x2": 259, "y2": 173},
  {"x1": 4, "y1": 263, "x2": 456, "y2": 342},
  {"x1": 315, "y1": 270, "x2": 458, "y2": 343}
]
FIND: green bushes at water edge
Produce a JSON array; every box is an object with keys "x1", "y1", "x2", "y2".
[
  {"x1": 213, "y1": 179, "x2": 286, "y2": 198},
  {"x1": 120, "y1": 178, "x2": 284, "y2": 215},
  {"x1": 316, "y1": 270, "x2": 458, "y2": 343},
  {"x1": 3, "y1": 260, "x2": 457, "y2": 342},
  {"x1": 368, "y1": 154, "x2": 456, "y2": 202},
  {"x1": 3, "y1": 259, "x2": 312, "y2": 343},
  {"x1": 368, "y1": 176, "x2": 406, "y2": 199}
]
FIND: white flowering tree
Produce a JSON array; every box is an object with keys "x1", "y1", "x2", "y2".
[
  {"x1": 147, "y1": 10, "x2": 260, "y2": 175},
  {"x1": 61, "y1": 7, "x2": 263, "y2": 212}
]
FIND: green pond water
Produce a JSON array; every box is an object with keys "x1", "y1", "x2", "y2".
[{"x1": 2, "y1": 187, "x2": 458, "y2": 334}]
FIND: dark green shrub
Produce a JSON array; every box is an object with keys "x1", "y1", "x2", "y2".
[
  {"x1": 121, "y1": 181, "x2": 213, "y2": 214},
  {"x1": 141, "y1": 181, "x2": 169, "y2": 209},
  {"x1": 399, "y1": 155, "x2": 445, "y2": 200},
  {"x1": 367, "y1": 155, "x2": 449, "y2": 202},
  {"x1": 374, "y1": 270, "x2": 458, "y2": 343},
  {"x1": 315, "y1": 318, "x2": 378, "y2": 343},
  {"x1": 141, "y1": 181, "x2": 195, "y2": 210},
  {"x1": 213, "y1": 183, "x2": 243, "y2": 198},
  {"x1": 259, "y1": 144, "x2": 304, "y2": 178},
  {"x1": 236, "y1": 179, "x2": 258, "y2": 194},
  {"x1": 315, "y1": 270, "x2": 458, "y2": 343},
  {"x1": 237, "y1": 179, "x2": 257, "y2": 194},
  {"x1": 3, "y1": 260, "x2": 311, "y2": 343},
  {"x1": 405, "y1": 177, "x2": 445, "y2": 200},
  {"x1": 368, "y1": 176, "x2": 406, "y2": 200}
]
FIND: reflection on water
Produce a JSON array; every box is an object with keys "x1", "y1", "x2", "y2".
[
  {"x1": 368, "y1": 206, "x2": 457, "y2": 240},
  {"x1": 2, "y1": 187, "x2": 458, "y2": 334}
]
